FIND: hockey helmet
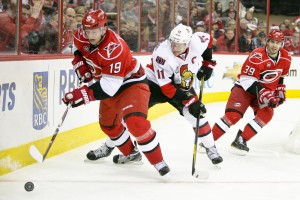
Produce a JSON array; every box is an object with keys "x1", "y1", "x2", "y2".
[
  {"x1": 169, "y1": 24, "x2": 193, "y2": 45},
  {"x1": 268, "y1": 30, "x2": 285, "y2": 42},
  {"x1": 82, "y1": 9, "x2": 107, "y2": 30}
]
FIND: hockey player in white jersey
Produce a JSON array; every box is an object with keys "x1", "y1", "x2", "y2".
[{"x1": 87, "y1": 24, "x2": 223, "y2": 165}]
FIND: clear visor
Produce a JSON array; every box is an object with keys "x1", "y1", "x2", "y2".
[
  {"x1": 83, "y1": 27, "x2": 106, "y2": 38},
  {"x1": 170, "y1": 40, "x2": 188, "y2": 55}
]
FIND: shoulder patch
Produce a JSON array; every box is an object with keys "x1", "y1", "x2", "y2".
[
  {"x1": 103, "y1": 42, "x2": 121, "y2": 58},
  {"x1": 97, "y1": 30, "x2": 124, "y2": 60},
  {"x1": 155, "y1": 56, "x2": 166, "y2": 65},
  {"x1": 250, "y1": 52, "x2": 263, "y2": 61},
  {"x1": 197, "y1": 35, "x2": 209, "y2": 43}
]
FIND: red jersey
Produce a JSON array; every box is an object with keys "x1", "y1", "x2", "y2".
[
  {"x1": 216, "y1": 35, "x2": 235, "y2": 52},
  {"x1": 62, "y1": 27, "x2": 73, "y2": 49},
  {"x1": 237, "y1": 47, "x2": 291, "y2": 91},
  {"x1": 73, "y1": 28, "x2": 144, "y2": 97},
  {"x1": 0, "y1": 11, "x2": 41, "y2": 51}
]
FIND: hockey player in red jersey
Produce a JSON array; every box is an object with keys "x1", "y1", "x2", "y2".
[
  {"x1": 62, "y1": 9, "x2": 170, "y2": 176},
  {"x1": 87, "y1": 24, "x2": 223, "y2": 165},
  {"x1": 212, "y1": 30, "x2": 292, "y2": 155}
]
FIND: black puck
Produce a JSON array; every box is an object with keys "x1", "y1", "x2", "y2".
[{"x1": 24, "y1": 181, "x2": 34, "y2": 192}]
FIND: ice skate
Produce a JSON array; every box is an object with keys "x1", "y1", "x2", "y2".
[
  {"x1": 113, "y1": 144, "x2": 143, "y2": 164},
  {"x1": 230, "y1": 130, "x2": 249, "y2": 156},
  {"x1": 154, "y1": 160, "x2": 170, "y2": 176},
  {"x1": 205, "y1": 145, "x2": 223, "y2": 165},
  {"x1": 86, "y1": 143, "x2": 115, "y2": 161}
]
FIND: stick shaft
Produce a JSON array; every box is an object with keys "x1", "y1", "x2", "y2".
[
  {"x1": 192, "y1": 77, "x2": 205, "y2": 175},
  {"x1": 42, "y1": 103, "x2": 71, "y2": 161}
]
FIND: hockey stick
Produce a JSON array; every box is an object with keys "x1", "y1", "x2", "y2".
[
  {"x1": 191, "y1": 77, "x2": 209, "y2": 179},
  {"x1": 30, "y1": 81, "x2": 82, "y2": 163}
]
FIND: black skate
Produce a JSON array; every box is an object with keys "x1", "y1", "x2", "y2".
[
  {"x1": 86, "y1": 143, "x2": 115, "y2": 161},
  {"x1": 154, "y1": 160, "x2": 170, "y2": 176},
  {"x1": 113, "y1": 144, "x2": 142, "y2": 164},
  {"x1": 230, "y1": 130, "x2": 249, "y2": 156},
  {"x1": 205, "y1": 145, "x2": 223, "y2": 165}
]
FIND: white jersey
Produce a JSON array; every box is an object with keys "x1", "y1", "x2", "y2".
[{"x1": 146, "y1": 31, "x2": 212, "y2": 96}]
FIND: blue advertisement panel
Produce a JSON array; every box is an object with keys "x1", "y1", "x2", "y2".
[{"x1": 32, "y1": 72, "x2": 48, "y2": 130}]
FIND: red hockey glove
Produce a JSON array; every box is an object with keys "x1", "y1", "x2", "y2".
[
  {"x1": 62, "y1": 85, "x2": 96, "y2": 108},
  {"x1": 182, "y1": 92, "x2": 206, "y2": 118},
  {"x1": 274, "y1": 84, "x2": 286, "y2": 106},
  {"x1": 258, "y1": 88, "x2": 279, "y2": 108},
  {"x1": 197, "y1": 60, "x2": 216, "y2": 81},
  {"x1": 72, "y1": 56, "x2": 93, "y2": 83}
]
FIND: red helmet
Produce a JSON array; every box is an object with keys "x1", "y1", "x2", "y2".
[
  {"x1": 268, "y1": 30, "x2": 285, "y2": 42},
  {"x1": 82, "y1": 9, "x2": 107, "y2": 29}
]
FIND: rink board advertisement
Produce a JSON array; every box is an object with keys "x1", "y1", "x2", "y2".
[{"x1": 0, "y1": 55, "x2": 299, "y2": 175}]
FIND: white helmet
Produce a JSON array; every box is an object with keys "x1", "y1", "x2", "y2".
[{"x1": 169, "y1": 24, "x2": 193, "y2": 45}]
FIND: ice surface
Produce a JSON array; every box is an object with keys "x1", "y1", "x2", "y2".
[{"x1": 1, "y1": 100, "x2": 300, "y2": 200}]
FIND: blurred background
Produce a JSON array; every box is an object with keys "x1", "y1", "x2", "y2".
[{"x1": 0, "y1": 0, "x2": 299, "y2": 57}]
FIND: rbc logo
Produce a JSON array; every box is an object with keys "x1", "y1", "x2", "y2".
[{"x1": 32, "y1": 72, "x2": 48, "y2": 130}]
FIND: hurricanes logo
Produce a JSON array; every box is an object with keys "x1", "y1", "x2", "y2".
[
  {"x1": 104, "y1": 42, "x2": 120, "y2": 58},
  {"x1": 250, "y1": 52, "x2": 263, "y2": 61},
  {"x1": 180, "y1": 64, "x2": 194, "y2": 90},
  {"x1": 260, "y1": 69, "x2": 282, "y2": 84}
]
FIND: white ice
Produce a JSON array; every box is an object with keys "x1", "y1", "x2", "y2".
[{"x1": 1, "y1": 100, "x2": 300, "y2": 200}]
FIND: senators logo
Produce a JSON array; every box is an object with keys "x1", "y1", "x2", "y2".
[{"x1": 180, "y1": 64, "x2": 194, "y2": 90}]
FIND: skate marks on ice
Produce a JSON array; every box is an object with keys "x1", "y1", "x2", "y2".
[{"x1": 1, "y1": 101, "x2": 300, "y2": 200}]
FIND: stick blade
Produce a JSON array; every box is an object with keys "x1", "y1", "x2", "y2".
[
  {"x1": 192, "y1": 170, "x2": 209, "y2": 179},
  {"x1": 29, "y1": 145, "x2": 44, "y2": 163}
]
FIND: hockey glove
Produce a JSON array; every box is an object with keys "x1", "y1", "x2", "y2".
[
  {"x1": 182, "y1": 92, "x2": 207, "y2": 118},
  {"x1": 274, "y1": 84, "x2": 286, "y2": 106},
  {"x1": 72, "y1": 56, "x2": 93, "y2": 83},
  {"x1": 62, "y1": 85, "x2": 96, "y2": 108},
  {"x1": 258, "y1": 88, "x2": 279, "y2": 108},
  {"x1": 197, "y1": 60, "x2": 216, "y2": 81}
]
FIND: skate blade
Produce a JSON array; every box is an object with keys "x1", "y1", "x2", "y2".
[
  {"x1": 160, "y1": 171, "x2": 171, "y2": 182},
  {"x1": 214, "y1": 163, "x2": 222, "y2": 169},
  {"x1": 116, "y1": 160, "x2": 144, "y2": 165},
  {"x1": 84, "y1": 158, "x2": 108, "y2": 163},
  {"x1": 229, "y1": 146, "x2": 248, "y2": 156}
]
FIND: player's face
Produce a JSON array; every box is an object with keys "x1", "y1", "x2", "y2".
[
  {"x1": 267, "y1": 39, "x2": 282, "y2": 57},
  {"x1": 171, "y1": 41, "x2": 187, "y2": 56},
  {"x1": 84, "y1": 27, "x2": 106, "y2": 45}
]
